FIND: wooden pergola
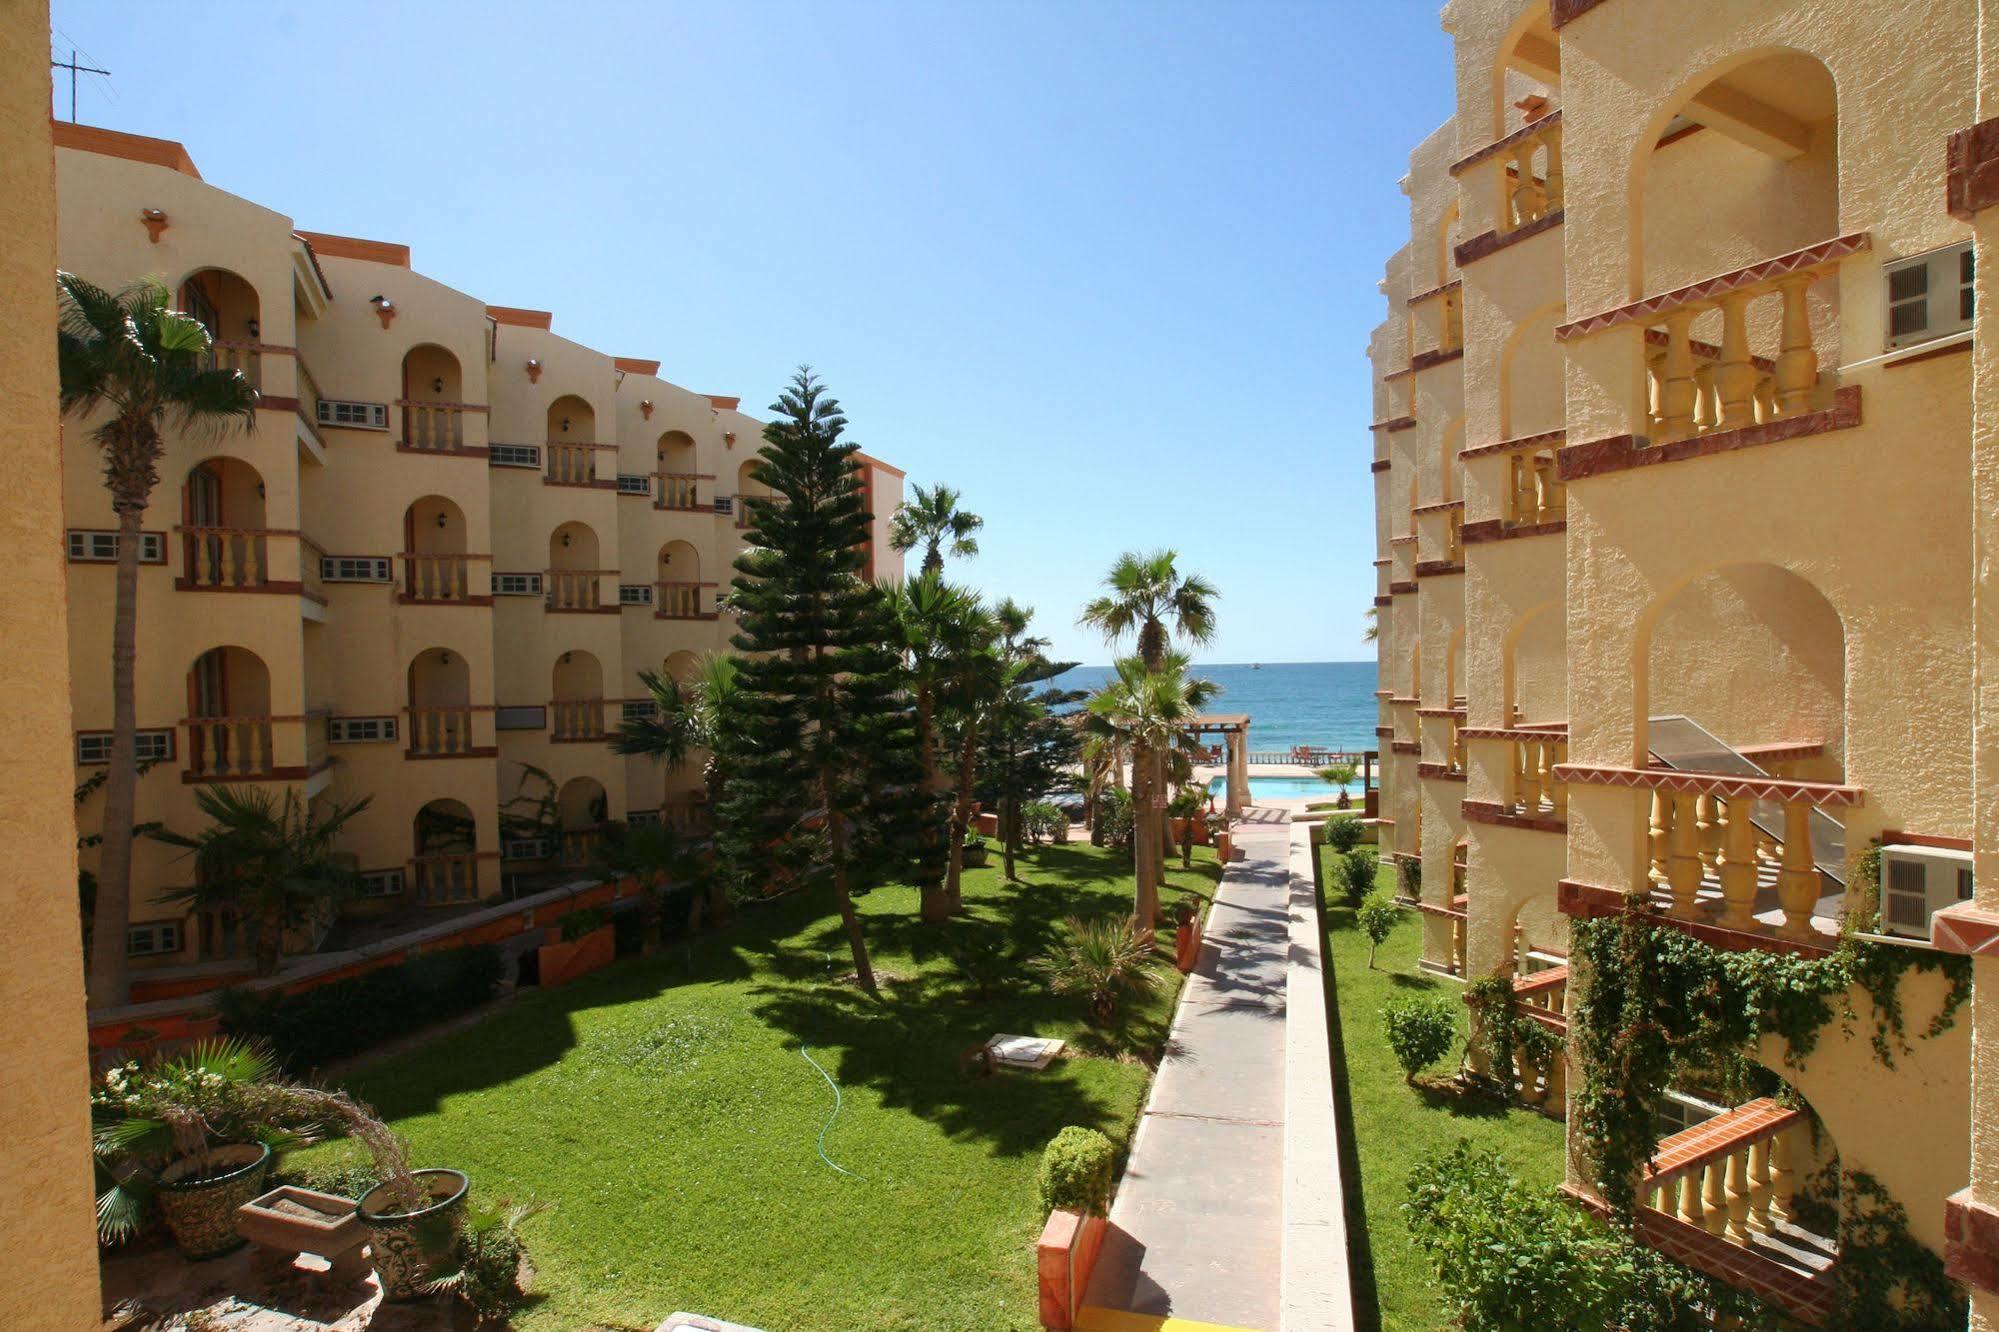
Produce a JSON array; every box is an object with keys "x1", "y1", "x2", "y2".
[{"x1": 1182, "y1": 713, "x2": 1250, "y2": 817}]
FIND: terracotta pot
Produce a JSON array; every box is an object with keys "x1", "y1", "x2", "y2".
[
  {"x1": 157, "y1": 1142, "x2": 272, "y2": 1260},
  {"x1": 358, "y1": 1168, "x2": 470, "y2": 1300}
]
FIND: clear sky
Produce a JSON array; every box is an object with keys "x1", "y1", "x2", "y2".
[{"x1": 50, "y1": 1, "x2": 1453, "y2": 666}]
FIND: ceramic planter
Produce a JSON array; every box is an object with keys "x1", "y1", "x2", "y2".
[
  {"x1": 962, "y1": 842, "x2": 989, "y2": 868},
  {"x1": 358, "y1": 1168, "x2": 469, "y2": 1300},
  {"x1": 156, "y1": 1142, "x2": 272, "y2": 1260}
]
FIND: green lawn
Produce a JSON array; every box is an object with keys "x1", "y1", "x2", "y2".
[
  {"x1": 291, "y1": 842, "x2": 1223, "y2": 1332},
  {"x1": 1318, "y1": 847, "x2": 1567, "y2": 1332}
]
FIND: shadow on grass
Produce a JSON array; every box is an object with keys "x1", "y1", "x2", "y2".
[
  {"x1": 1411, "y1": 1074, "x2": 1514, "y2": 1120},
  {"x1": 1319, "y1": 902, "x2": 1384, "y2": 1332}
]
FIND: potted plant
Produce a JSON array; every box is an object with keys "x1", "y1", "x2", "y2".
[
  {"x1": 962, "y1": 833, "x2": 990, "y2": 868},
  {"x1": 1172, "y1": 899, "x2": 1205, "y2": 973}
]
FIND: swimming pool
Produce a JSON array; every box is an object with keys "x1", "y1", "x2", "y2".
[{"x1": 1207, "y1": 775, "x2": 1343, "y2": 801}]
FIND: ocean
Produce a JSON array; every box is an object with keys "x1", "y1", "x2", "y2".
[{"x1": 1045, "y1": 660, "x2": 1381, "y2": 755}]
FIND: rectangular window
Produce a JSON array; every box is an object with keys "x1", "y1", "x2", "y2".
[
  {"x1": 127, "y1": 921, "x2": 181, "y2": 957},
  {"x1": 713, "y1": 496, "x2": 735, "y2": 516},
  {"x1": 493, "y1": 572, "x2": 544, "y2": 596},
  {"x1": 67, "y1": 530, "x2": 164, "y2": 564},
  {"x1": 618, "y1": 583, "x2": 654, "y2": 606},
  {"x1": 622, "y1": 699, "x2": 658, "y2": 721},
  {"x1": 1885, "y1": 242, "x2": 1974, "y2": 349},
  {"x1": 328, "y1": 716, "x2": 399, "y2": 744},
  {"x1": 616, "y1": 473, "x2": 653, "y2": 497},
  {"x1": 489, "y1": 444, "x2": 542, "y2": 469},
  {"x1": 358, "y1": 869, "x2": 405, "y2": 898},
  {"x1": 625, "y1": 808, "x2": 662, "y2": 828},
  {"x1": 320, "y1": 556, "x2": 393, "y2": 583},
  {"x1": 316, "y1": 399, "x2": 389, "y2": 431},
  {"x1": 76, "y1": 729, "x2": 174, "y2": 765},
  {"x1": 495, "y1": 705, "x2": 547, "y2": 731},
  {"x1": 503, "y1": 836, "x2": 555, "y2": 861}
]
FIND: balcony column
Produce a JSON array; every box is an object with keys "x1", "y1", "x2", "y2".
[
  {"x1": 1724, "y1": 1148, "x2": 1754, "y2": 1243},
  {"x1": 1679, "y1": 1170, "x2": 1707, "y2": 1230},
  {"x1": 1717, "y1": 799, "x2": 1760, "y2": 931},
  {"x1": 1701, "y1": 1161, "x2": 1728, "y2": 1237},
  {"x1": 1542, "y1": 124, "x2": 1563, "y2": 212},
  {"x1": 1716, "y1": 291, "x2": 1758, "y2": 427},
  {"x1": 1769, "y1": 1127, "x2": 1797, "y2": 1222},
  {"x1": 1666, "y1": 791, "x2": 1703, "y2": 918},
  {"x1": 1648, "y1": 791, "x2": 1671, "y2": 882},
  {"x1": 1775, "y1": 800, "x2": 1820, "y2": 938},
  {"x1": 1774, "y1": 276, "x2": 1818, "y2": 414},
  {"x1": 1695, "y1": 793, "x2": 1722, "y2": 876},
  {"x1": 1509, "y1": 452, "x2": 1536, "y2": 525},
  {"x1": 1657, "y1": 311, "x2": 1699, "y2": 440},
  {"x1": 1746, "y1": 1137, "x2": 1776, "y2": 1234},
  {"x1": 1451, "y1": 915, "x2": 1468, "y2": 976},
  {"x1": 1508, "y1": 142, "x2": 1546, "y2": 227}
]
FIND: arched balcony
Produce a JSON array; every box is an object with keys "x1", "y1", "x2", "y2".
[
  {"x1": 655, "y1": 430, "x2": 707, "y2": 510},
  {"x1": 402, "y1": 495, "x2": 478, "y2": 603},
  {"x1": 411, "y1": 798, "x2": 479, "y2": 904},
  {"x1": 551, "y1": 649, "x2": 605, "y2": 742},
  {"x1": 400, "y1": 344, "x2": 467, "y2": 452},
  {"x1": 557, "y1": 776, "x2": 609, "y2": 866},
  {"x1": 733, "y1": 458, "x2": 767, "y2": 530},
  {"x1": 546, "y1": 522, "x2": 608, "y2": 611},
  {"x1": 544, "y1": 393, "x2": 603, "y2": 485},
  {"x1": 180, "y1": 267, "x2": 265, "y2": 390},
  {"x1": 184, "y1": 645, "x2": 275, "y2": 779},
  {"x1": 656, "y1": 540, "x2": 706, "y2": 619},
  {"x1": 179, "y1": 456, "x2": 286, "y2": 591},
  {"x1": 407, "y1": 647, "x2": 475, "y2": 757}
]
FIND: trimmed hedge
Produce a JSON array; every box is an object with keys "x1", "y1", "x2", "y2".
[
  {"x1": 215, "y1": 944, "x2": 504, "y2": 1071},
  {"x1": 1038, "y1": 1126, "x2": 1117, "y2": 1216}
]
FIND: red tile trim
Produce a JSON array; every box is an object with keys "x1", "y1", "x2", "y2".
[
  {"x1": 1416, "y1": 763, "x2": 1468, "y2": 782},
  {"x1": 1460, "y1": 517, "x2": 1566, "y2": 545},
  {"x1": 1553, "y1": 762, "x2": 1864, "y2": 808},
  {"x1": 1550, "y1": 0, "x2": 1611, "y2": 26},
  {"x1": 1389, "y1": 581, "x2": 1418, "y2": 595},
  {"x1": 1512, "y1": 964, "x2": 1568, "y2": 996},
  {"x1": 1415, "y1": 706, "x2": 1466, "y2": 719},
  {"x1": 1455, "y1": 210, "x2": 1564, "y2": 268},
  {"x1": 1385, "y1": 366, "x2": 1413, "y2": 382},
  {"x1": 1410, "y1": 346, "x2": 1466, "y2": 374},
  {"x1": 1370, "y1": 458, "x2": 1392, "y2": 473},
  {"x1": 1414, "y1": 560, "x2": 1465, "y2": 578},
  {"x1": 1450, "y1": 109, "x2": 1564, "y2": 177},
  {"x1": 1947, "y1": 117, "x2": 1999, "y2": 220},
  {"x1": 1459, "y1": 724, "x2": 1568, "y2": 741},
  {"x1": 1414, "y1": 899, "x2": 1468, "y2": 921},
  {"x1": 1406, "y1": 278, "x2": 1462, "y2": 307},
  {"x1": 1555, "y1": 234, "x2": 1870, "y2": 342},
  {"x1": 1645, "y1": 1098, "x2": 1801, "y2": 1183},
  {"x1": 1375, "y1": 726, "x2": 1396, "y2": 739},
  {"x1": 1460, "y1": 427, "x2": 1567, "y2": 462},
  {"x1": 1391, "y1": 741, "x2": 1421, "y2": 756},
  {"x1": 1370, "y1": 416, "x2": 1417, "y2": 432},
  {"x1": 1885, "y1": 338, "x2": 1972, "y2": 369},
  {"x1": 1557, "y1": 387, "x2": 1862, "y2": 481},
  {"x1": 1462, "y1": 799, "x2": 1565, "y2": 834},
  {"x1": 1946, "y1": 1188, "x2": 1999, "y2": 1293},
  {"x1": 1883, "y1": 829, "x2": 1973, "y2": 851},
  {"x1": 1929, "y1": 903, "x2": 1999, "y2": 956},
  {"x1": 1411, "y1": 498, "x2": 1464, "y2": 516},
  {"x1": 1735, "y1": 741, "x2": 1825, "y2": 766}
]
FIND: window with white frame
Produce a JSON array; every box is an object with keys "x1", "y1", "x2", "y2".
[
  {"x1": 619, "y1": 583, "x2": 654, "y2": 606},
  {"x1": 712, "y1": 496, "x2": 735, "y2": 515},
  {"x1": 321, "y1": 556, "x2": 393, "y2": 583},
  {"x1": 616, "y1": 473, "x2": 652, "y2": 496},
  {"x1": 77, "y1": 729, "x2": 173, "y2": 765},
  {"x1": 626, "y1": 808, "x2": 662, "y2": 828},
  {"x1": 328, "y1": 716, "x2": 399, "y2": 744},
  {"x1": 358, "y1": 869, "x2": 406, "y2": 898},
  {"x1": 68, "y1": 530, "x2": 165, "y2": 564},
  {"x1": 503, "y1": 836, "x2": 555, "y2": 861},
  {"x1": 622, "y1": 698, "x2": 658, "y2": 721},
  {"x1": 316, "y1": 399, "x2": 389, "y2": 431},
  {"x1": 489, "y1": 444, "x2": 541, "y2": 468},
  {"x1": 1886, "y1": 242, "x2": 1974, "y2": 350},
  {"x1": 493, "y1": 572, "x2": 543, "y2": 596},
  {"x1": 127, "y1": 921, "x2": 182, "y2": 957}
]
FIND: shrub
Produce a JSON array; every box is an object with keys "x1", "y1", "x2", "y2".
[
  {"x1": 1021, "y1": 801, "x2": 1067, "y2": 844},
  {"x1": 215, "y1": 944, "x2": 504, "y2": 1071},
  {"x1": 557, "y1": 907, "x2": 608, "y2": 941},
  {"x1": 1322, "y1": 814, "x2": 1364, "y2": 855},
  {"x1": 1095, "y1": 788, "x2": 1135, "y2": 848},
  {"x1": 1397, "y1": 856, "x2": 1422, "y2": 899},
  {"x1": 1038, "y1": 1126, "x2": 1116, "y2": 1216},
  {"x1": 426, "y1": 1200, "x2": 546, "y2": 1326},
  {"x1": 1358, "y1": 894, "x2": 1399, "y2": 968},
  {"x1": 1032, "y1": 916, "x2": 1161, "y2": 1027},
  {"x1": 1383, "y1": 997, "x2": 1458, "y2": 1082},
  {"x1": 273, "y1": 1159, "x2": 379, "y2": 1202},
  {"x1": 1340, "y1": 846, "x2": 1379, "y2": 908},
  {"x1": 1405, "y1": 1140, "x2": 1756, "y2": 1332}
]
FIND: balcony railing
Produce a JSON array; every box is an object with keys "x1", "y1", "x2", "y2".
[
  {"x1": 545, "y1": 570, "x2": 608, "y2": 611},
  {"x1": 207, "y1": 340, "x2": 264, "y2": 391},
  {"x1": 407, "y1": 706, "x2": 476, "y2": 756},
  {"x1": 544, "y1": 442, "x2": 599, "y2": 485},
  {"x1": 295, "y1": 355, "x2": 324, "y2": 441},
  {"x1": 300, "y1": 535, "x2": 326, "y2": 602},
  {"x1": 1506, "y1": 441, "x2": 1565, "y2": 527},
  {"x1": 403, "y1": 553, "x2": 476, "y2": 603},
  {"x1": 656, "y1": 581, "x2": 709, "y2": 619},
  {"x1": 661, "y1": 798, "x2": 713, "y2": 834},
  {"x1": 411, "y1": 852, "x2": 480, "y2": 904},
  {"x1": 655, "y1": 473, "x2": 712, "y2": 511},
  {"x1": 560, "y1": 827, "x2": 603, "y2": 867},
  {"x1": 550, "y1": 697, "x2": 605, "y2": 742},
  {"x1": 1504, "y1": 118, "x2": 1562, "y2": 233},
  {"x1": 1510, "y1": 733, "x2": 1568, "y2": 819},
  {"x1": 185, "y1": 715, "x2": 277, "y2": 779},
  {"x1": 180, "y1": 527, "x2": 273, "y2": 589},
  {"x1": 400, "y1": 401, "x2": 466, "y2": 452}
]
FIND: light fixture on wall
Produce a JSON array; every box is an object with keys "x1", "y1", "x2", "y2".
[
  {"x1": 560, "y1": 652, "x2": 572, "y2": 664},
  {"x1": 640, "y1": 399, "x2": 654, "y2": 420},
  {"x1": 723, "y1": 431, "x2": 737, "y2": 447},
  {"x1": 525, "y1": 357, "x2": 544, "y2": 383},
  {"x1": 246, "y1": 318, "x2": 261, "y2": 340},
  {"x1": 561, "y1": 531, "x2": 572, "y2": 548},
  {"x1": 369, "y1": 294, "x2": 397, "y2": 329},
  {"x1": 432, "y1": 377, "x2": 445, "y2": 394},
  {"x1": 435, "y1": 512, "x2": 448, "y2": 529},
  {"x1": 256, "y1": 482, "x2": 266, "y2": 499},
  {"x1": 439, "y1": 651, "x2": 451, "y2": 665},
  {"x1": 560, "y1": 417, "x2": 571, "y2": 434},
  {"x1": 140, "y1": 208, "x2": 169, "y2": 243}
]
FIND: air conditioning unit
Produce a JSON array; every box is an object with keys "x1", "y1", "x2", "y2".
[{"x1": 1878, "y1": 845, "x2": 1974, "y2": 941}]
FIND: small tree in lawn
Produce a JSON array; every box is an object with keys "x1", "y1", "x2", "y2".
[
  {"x1": 1358, "y1": 894, "x2": 1399, "y2": 968},
  {"x1": 1384, "y1": 997, "x2": 1458, "y2": 1084},
  {"x1": 717, "y1": 370, "x2": 939, "y2": 996}
]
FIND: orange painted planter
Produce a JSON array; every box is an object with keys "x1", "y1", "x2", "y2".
[
  {"x1": 1174, "y1": 916, "x2": 1205, "y2": 973},
  {"x1": 1168, "y1": 817, "x2": 1212, "y2": 846},
  {"x1": 1216, "y1": 830, "x2": 1233, "y2": 862},
  {"x1": 537, "y1": 925, "x2": 614, "y2": 987},
  {"x1": 1035, "y1": 1207, "x2": 1107, "y2": 1330}
]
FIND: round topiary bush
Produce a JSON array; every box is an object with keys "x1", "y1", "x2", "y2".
[
  {"x1": 1383, "y1": 997, "x2": 1459, "y2": 1084},
  {"x1": 1037, "y1": 1126, "x2": 1117, "y2": 1216}
]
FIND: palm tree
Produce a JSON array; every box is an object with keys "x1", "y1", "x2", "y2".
[
  {"x1": 593, "y1": 820, "x2": 695, "y2": 948},
  {"x1": 1085, "y1": 654, "x2": 1201, "y2": 932},
  {"x1": 612, "y1": 652, "x2": 739, "y2": 928},
  {"x1": 1364, "y1": 606, "x2": 1380, "y2": 643},
  {"x1": 888, "y1": 482, "x2": 983, "y2": 575},
  {"x1": 154, "y1": 787, "x2": 371, "y2": 976},
  {"x1": 1079, "y1": 551, "x2": 1219, "y2": 870},
  {"x1": 60, "y1": 273, "x2": 259, "y2": 1005}
]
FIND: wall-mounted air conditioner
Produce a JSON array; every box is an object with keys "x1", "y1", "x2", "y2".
[{"x1": 1878, "y1": 845, "x2": 1973, "y2": 941}]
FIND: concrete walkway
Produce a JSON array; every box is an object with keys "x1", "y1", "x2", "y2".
[{"x1": 1082, "y1": 816, "x2": 1349, "y2": 1331}]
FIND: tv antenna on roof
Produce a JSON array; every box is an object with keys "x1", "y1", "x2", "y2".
[{"x1": 51, "y1": 48, "x2": 110, "y2": 123}]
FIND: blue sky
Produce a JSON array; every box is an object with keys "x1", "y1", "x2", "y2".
[{"x1": 51, "y1": 1, "x2": 1453, "y2": 666}]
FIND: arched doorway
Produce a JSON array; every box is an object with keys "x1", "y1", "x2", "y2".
[
  {"x1": 557, "y1": 776, "x2": 608, "y2": 866},
  {"x1": 412, "y1": 798, "x2": 479, "y2": 903},
  {"x1": 552, "y1": 650, "x2": 605, "y2": 741},
  {"x1": 401, "y1": 344, "x2": 465, "y2": 450},
  {"x1": 657, "y1": 540, "x2": 702, "y2": 618},
  {"x1": 178, "y1": 267, "x2": 263, "y2": 388},
  {"x1": 185, "y1": 645, "x2": 273, "y2": 778},
  {"x1": 407, "y1": 647, "x2": 472, "y2": 756},
  {"x1": 182, "y1": 457, "x2": 268, "y2": 589},
  {"x1": 546, "y1": 393, "x2": 598, "y2": 484},
  {"x1": 404, "y1": 495, "x2": 470, "y2": 601},
  {"x1": 547, "y1": 522, "x2": 602, "y2": 610}
]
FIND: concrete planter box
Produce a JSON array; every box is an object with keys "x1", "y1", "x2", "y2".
[
  {"x1": 538, "y1": 924, "x2": 614, "y2": 987},
  {"x1": 358, "y1": 1168, "x2": 469, "y2": 1300},
  {"x1": 157, "y1": 1142, "x2": 271, "y2": 1260},
  {"x1": 235, "y1": 1184, "x2": 368, "y2": 1276}
]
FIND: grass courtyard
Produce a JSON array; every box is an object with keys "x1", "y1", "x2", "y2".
[
  {"x1": 291, "y1": 841, "x2": 1223, "y2": 1332},
  {"x1": 1317, "y1": 847, "x2": 1568, "y2": 1332}
]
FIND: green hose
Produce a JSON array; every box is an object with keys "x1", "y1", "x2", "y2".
[{"x1": 799, "y1": 1044, "x2": 864, "y2": 1180}]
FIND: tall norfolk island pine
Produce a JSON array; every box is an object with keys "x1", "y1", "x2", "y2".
[{"x1": 719, "y1": 370, "x2": 942, "y2": 995}]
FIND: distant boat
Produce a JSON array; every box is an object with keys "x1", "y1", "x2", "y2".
[{"x1": 1251, "y1": 663, "x2": 1262, "y2": 670}]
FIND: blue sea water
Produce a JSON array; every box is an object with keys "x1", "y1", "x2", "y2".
[{"x1": 1046, "y1": 661, "x2": 1380, "y2": 755}]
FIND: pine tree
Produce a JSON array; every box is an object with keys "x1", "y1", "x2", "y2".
[{"x1": 718, "y1": 369, "x2": 939, "y2": 995}]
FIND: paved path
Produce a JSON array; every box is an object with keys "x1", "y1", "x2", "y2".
[{"x1": 1082, "y1": 819, "x2": 1298, "y2": 1331}]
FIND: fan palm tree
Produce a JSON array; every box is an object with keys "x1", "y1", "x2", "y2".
[
  {"x1": 1085, "y1": 654, "x2": 1201, "y2": 932},
  {"x1": 937, "y1": 604, "x2": 1015, "y2": 910},
  {"x1": 1364, "y1": 606, "x2": 1380, "y2": 643},
  {"x1": 60, "y1": 273, "x2": 259, "y2": 1005},
  {"x1": 153, "y1": 787, "x2": 371, "y2": 976},
  {"x1": 612, "y1": 652, "x2": 739, "y2": 928},
  {"x1": 888, "y1": 482, "x2": 983, "y2": 575},
  {"x1": 593, "y1": 819, "x2": 696, "y2": 948}
]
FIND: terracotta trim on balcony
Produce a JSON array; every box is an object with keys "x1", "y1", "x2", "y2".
[
  {"x1": 1647, "y1": 1098, "x2": 1803, "y2": 1184},
  {"x1": 1389, "y1": 534, "x2": 1417, "y2": 547},
  {"x1": 173, "y1": 580, "x2": 306, "y2": 596},
  {"x1": 397, "y1": 444, "x2": 491, "y2": 460},
  {"x1": 1383, "y1": 366, "x2": 1413, "y2": 382},
  {"x1": 1459, "y1": 724, "x2": 1567, "y2": 742},
  {"x1": 1558, "y1": 387, "x2": 1862, "y2": 482},
  {"x1": 184, "y1": 764, "x2": 321, "y2": 786},
  {"x1": 1416, "y1": 706, "x2": 1465, "y2": 720},
  {"x1": 394, "y1": 399, "x2": 491, "y2": 413},
  {"x1": 1389, "y1": 581, "x2": 1418, "y2": 595},
  {"x1": 1414, "y1": 560, "x2": 1465, "y2": 578},
  {"x1": 1406, "y1": 278, "x2": 1462, "y2": 307},
  {"x1": 404, "y1": 747, "x2": 500, "y2": 761},
  {"x1": 655, "y1": 612, "x2": 723, "y2": 622},
  {"x1": 1643, "y1": 327, "x2": 1776, "y2": 374},
  {"x1": 1947, "y1": 117, "x2": 1999, "y2": 220},
  {"x1": 1884, "y1": 337, "x2": 1973, "y2": 370},
  {"x1": 1461, "y1": 800, "x2": 1565, "y2": 834},
  {"x1": 1450, "y1": 109, "x2": 1564, "y2": 177},
  {"x1": 1390, "y1": 741, "x2": 1421, "y2": 756},
  {"x1": 1373, "y1": 595, "x2": 1393, "y2": 607},
  {"x1": 1947, "y1": 1189, "x2": 1999, "y2": 1293},
  {"x1": 1555, "y1": 233, "x2": 1871, "y2": 342},
  {"x1": 1409, "y1": 346, "x2": 1466, "y2": 374},
  {"x1": 1459, "y1": 428, "x2": 1567, "y2": 462},
  {"x1": 1731, "y1": 740, "x2": 1825, "y2": 766},
  {"x1": 541, "y1": 478, "x2": 621, "y2": 491},
  {"x1": 1370, "y1": 458, "x2": 1392, "y2": 473},
  {"x1": 1554, "y1": 762, "x2": 1863, "y2": 807},
  {"x1": 1388, "y1": 695, "x2": 1419, "y2": 706},
  {"x1": 1513, "y1": 964, "x2": 1568, "y2": 995},
  {"x1": 255, "y1": 396, "x2": 301, "y2": 416},
  {"x1": 546, "y1": 605, "x2": 622, "y2": 615},
  {"x1": 397, "y1": 595, "x2": 495, "y2": 608},
  {"x1": 1416, "y1": 763, "x2": 1467, "y2": 782},
  {"x1": 1461, "y1": 517, "x2": 1567, "y2": 545},
  {"x1": 1883, "y1": 829, "x2": 1973, "y2": 851},
  {"x1": 1375, "y1": 726, "x2": 1396, "y2": 739},
  {"x1": 1929, "y1": 903, "x2": 1999, "y2": 956},
  {"x1": 1369, "y1": 416, "x2": 1417, "y2": 433},
  {"x1": 486, "y1": 305, "x2": 553, "y2": 330},
  {"x1": 1411, "y1": 498, "x2": 1464, "y2": 516},
  {"x1": 1454, "y1": 210, "x2": 1564, "y2": 268},
  {"x1": 1556, "y1": 880, "x2": 1837, "y2": 958},
  {"x1": 1549, "y1": 0, "x2": 1611, "y2": 26}
]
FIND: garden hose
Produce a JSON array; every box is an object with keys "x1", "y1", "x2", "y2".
[{"x1": 799, "y1": 1044, "x2": 864, "y2": 1181}]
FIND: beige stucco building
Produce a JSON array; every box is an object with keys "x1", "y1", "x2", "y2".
[
  {"x1": 1369, "y1": 0, "x2": 1999, "y2": 1321},
  {"x1": 53, "y1": 124, "x2": 904, "y2": 998}
]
